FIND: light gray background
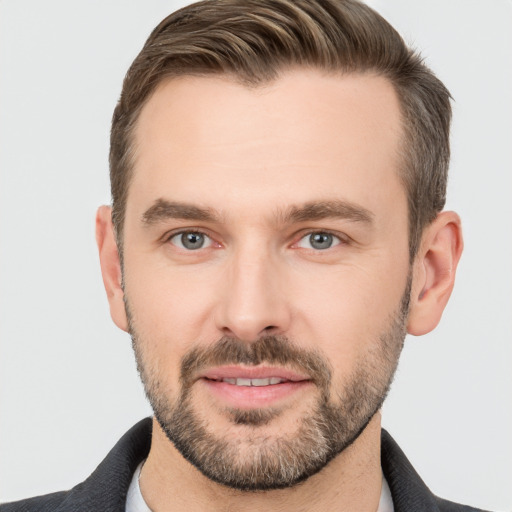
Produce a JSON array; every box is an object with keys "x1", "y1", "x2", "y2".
[{"x1": 1, "y1": 1, "x2": 511, "y2": 509}]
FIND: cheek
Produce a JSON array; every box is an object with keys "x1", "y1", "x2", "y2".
[
  {"x1": 123, "y1": 257, "x2": 219, "y2": 353},
  {"x1": 290, "y1": 260, "x2": 409, "y2": 369}
]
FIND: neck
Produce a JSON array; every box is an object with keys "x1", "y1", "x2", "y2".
[{"x1": 139, "y1": 412, "x2": 384, "y2": 512}]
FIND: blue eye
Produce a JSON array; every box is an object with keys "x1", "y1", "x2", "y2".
[
  {"x1": 297, "y1": 232, "x2": 341, "y2": 250},
  {"x1": 169, "y1": 232, "x2": 212, "y2": 250}
]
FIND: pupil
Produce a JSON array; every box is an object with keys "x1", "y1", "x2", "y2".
[
  {"x1": 310, "y1": 233, "x2": 332, "y2": 250},
  {"x1": 182, "y1": 232, "x2": 204, "y2": 249}
]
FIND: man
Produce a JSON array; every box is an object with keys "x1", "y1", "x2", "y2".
[{"x1": 0, "y1": 0, "x2": 493, "y2": 510}]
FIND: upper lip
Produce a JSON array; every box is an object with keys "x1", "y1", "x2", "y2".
[{"x1": 200, "y1": 365, "x2": 311, "y2": 382}]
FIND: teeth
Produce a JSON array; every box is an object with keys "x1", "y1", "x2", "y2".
[
  {"x1": 251, "y1": 378, "x2": 270, "y2": 387},
  {"x1": 220, "y1": 377, "x2": 285, "y2": 386}
]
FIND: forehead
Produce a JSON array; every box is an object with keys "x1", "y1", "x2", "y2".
[{"x1": 129, "y1": 69, "x2": 405, "y2": 223}]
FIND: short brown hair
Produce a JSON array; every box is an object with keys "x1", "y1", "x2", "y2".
[{"x1": 110, "y1": 0, "x2": 452, "y2": 259}]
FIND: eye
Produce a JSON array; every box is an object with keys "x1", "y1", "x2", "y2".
[
  {"x1": 169, "y1": 231, "x2": 213, "y2": 250},
  {"x1": 296, "y1": 232, "x2": 342, "y2": 250}
]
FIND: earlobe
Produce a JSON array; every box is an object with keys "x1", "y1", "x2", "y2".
[
  {"x1": 95, "y1": 206, "x2": 129, "y2": 332},
  {"x1": 407, "y1": 211, "x2": 463, "y2": 336}
]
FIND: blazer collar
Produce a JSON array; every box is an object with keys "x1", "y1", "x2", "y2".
[
  {"x1": 55, "y1": 418, "x2": 152, "y2": 512},
  {"x1": 381, "y1": 428, "x2": 440, "y2": 512}
]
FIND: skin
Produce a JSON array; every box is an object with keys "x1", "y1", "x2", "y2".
[{"x1": 96, "y1": 69, "x2": 463, "y2": 512}]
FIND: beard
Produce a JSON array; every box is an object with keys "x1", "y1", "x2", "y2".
[{"x1": 127, "y1": 276, "x2": 411, "y2": 491}]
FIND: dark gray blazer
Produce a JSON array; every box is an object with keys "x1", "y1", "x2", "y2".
[{"x1": 0, "y1": 418, "x2": 489, "y2": 512}]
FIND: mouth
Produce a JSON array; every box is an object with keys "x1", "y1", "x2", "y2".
[
  {"x1": 198, "y1": 366, "x2": 313, "y2": 409},
  {"x1": 206, "y1": 376, "x2": 291, "y2": 386}
]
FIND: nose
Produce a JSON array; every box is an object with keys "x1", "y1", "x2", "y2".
[{"x1": 214, "y1": 245, "x2": 292, "y2": 342}]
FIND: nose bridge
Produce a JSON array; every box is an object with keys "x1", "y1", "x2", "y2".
[{"x1": 216, "y1": 238, "x2": 290, "y2": 341}]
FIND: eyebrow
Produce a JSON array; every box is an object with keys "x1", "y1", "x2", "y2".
[
  {"x1": 141, "y1": 198, "x2": 374, "y2": 226},
  {"x1": 142, "y1": 199, "x2": 220, "y2": 225},
  {"x1": 281, "y1": 200, "x2": 374, "y2": 225}
]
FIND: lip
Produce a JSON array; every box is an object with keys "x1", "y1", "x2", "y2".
[{"x1": 198, "y1": 365, "x2": 313, "y2": 409}]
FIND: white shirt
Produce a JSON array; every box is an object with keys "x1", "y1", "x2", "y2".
[
  {"x1": 125, "y1": 462, "x2": 394, "y2": 512},
  {"x1": 126, "y1": 462, "x2": 151, "y2": 512}
]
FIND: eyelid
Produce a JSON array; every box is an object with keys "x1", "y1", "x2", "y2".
[
  {"x1": 163, "y1": 228, "x2": 219, "y2": 248},
  {"x1": 292, "y1": 229, "x2": 349, "y2": 249},
  {"x1": 162, "y1": 226, "x2": 209, "y2": 241}
]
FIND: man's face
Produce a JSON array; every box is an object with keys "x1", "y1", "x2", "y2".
[{"x1": 121, "y1": 70, "x2": 411, "y2": 490}]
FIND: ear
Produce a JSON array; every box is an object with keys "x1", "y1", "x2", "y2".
[
  {"x1": 407, "y1": 211, "x2": 463, "y2": 336},
  {"x1": 96, "y1": 206, "x2": 129, "y2": 332}
]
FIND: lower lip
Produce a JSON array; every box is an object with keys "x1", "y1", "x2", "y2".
[{"x1": 200, "y1": 378, "x2": 312, "y2": 408}]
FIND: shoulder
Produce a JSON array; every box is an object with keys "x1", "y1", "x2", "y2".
[
  {"x1": 0, "y1": 491, "x2": 68, "y2": 512},
  {"x1": 435, "y1": 496, "x2": 492, "y2": 512},
  {"x1": 1, "y1": 418, "x2": 152, "y2": 512}
]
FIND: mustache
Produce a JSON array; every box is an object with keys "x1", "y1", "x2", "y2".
[{"x1": 180, "y1": 335, "x2": 332, "y2": 389}]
